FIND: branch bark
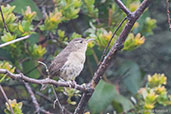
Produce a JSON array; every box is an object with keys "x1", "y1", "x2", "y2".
[
  {"x1": 74, "y1": 0, "x2": 152, "y2": 113},
  {"x1": 0, "y1": 85, "x2": 14, "y2": 114},
  {"x1": 166, "y1": 0, "x2": 171, "y2": 31},
  {"x1": 0, "y1": 69, "x2": 90, "y2": 92},
  {"x1": 115, "y1": 0, "x2": 132, "y2": 16},
  {"x1": 0, "y1": 5, "x2": 9, "y2": 32},
  {"x1": 0, "y1": 35, "x2": 30, "y2": 48},
  {"x1": 24, "y1": 82, "x2": 52, "y2": 114}
]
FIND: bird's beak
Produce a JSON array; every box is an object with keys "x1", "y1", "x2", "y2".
[{"x1": 86, "y1": 38, "x2": 95, "y2": 42}]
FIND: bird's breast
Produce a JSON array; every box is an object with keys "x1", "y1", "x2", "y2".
[{"x1": 59, "y1": 51, "x2": 86, "y2": 80}]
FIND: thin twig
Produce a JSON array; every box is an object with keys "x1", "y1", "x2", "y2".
[
  {"x1": 38, "y1": 61, "x2": 49, "y2": 75},
  {"x1": 166, "y1": 0, "x2": 171, "y2": 31},
  {"x1": 0, "y1": 5, "x2": 9, "y2": 32},
  {"x1": 91, "y1": 0, "x2": 151, "y2": 88},
  {"x1": 91, "y1": 49, "x2": 99, "y2": 64},
  {"x1": 24, "y1": 82, "x2": 41, "y2": 114},
  {"x1": 0, "y1": 69, "x2": 90, "y2": 92},
  {"x1": 25, "y1": 55, "x2": 49, "y2": 75},
  {"x1": 34, "y1": 20, "x2": 43, "y2": 31},
  {"x1": 74, "y1": 0, "x2": 152, "y2": 113},
  {"x1": 24, "y1": 82, "x2": 52, "y2": 114},
  {"x1": 115, "y1": 0, "x2": 132, "y2": 17},
  {"x1": 0, "y1": 35, "x2": 30, "y2": 48},
  {"x1": 92, "y1": 49, "x2": 110, "y2": 82},
  {"x1": 0, "y1": 85, "x2": 15, "y2": 114},
  {"x1": 51, "y1": 85, "x2": 64, "y2": 114},
  {"x1": 98, "y1": 16, "x2": 127, "y2": 66}
]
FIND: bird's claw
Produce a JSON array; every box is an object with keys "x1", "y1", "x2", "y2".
[{"x1": 65, "y1": 80, "x2": 78, "y2": 90}]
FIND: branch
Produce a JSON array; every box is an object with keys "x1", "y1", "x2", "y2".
[
  {"x1": 99, "y1": 16, "x2": 127, "y2": 65},
  {"x1": 92, "y1": 0, "x2": 152, "y2": 89},
  {"x1": 115, "y1": 0, "x2": 132, "y2": 16},
  {"x1": 51, "y1": 85, "x2": 72, "y2": 114},
  {"x1": 0, "y1": 35, "x2": 30, "y2": 48},
  {"x1": 166, "y1": 0, "x2": 171, "y2": 31},
  {"x1": 74, "y1": 0, "x2": 152, "y2": 113},
  {"x1": 0, "y1": 69, "x2": 90, "y2": 92},
  {"x1": 0, "y1": 85, "x2": 14, "y2": 114},
  {"x1": 24, "y1": 82, "x2": 52, "y2": 114},
  {"x1": 0, "y1": 5, "x2": 9, "y2": 32},
  {"x1": 24, "y1": 82, "x2": 40, "y2": 114}
]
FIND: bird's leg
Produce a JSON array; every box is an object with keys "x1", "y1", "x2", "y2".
[{"x1": 72, "y1": 80, "x2": 78, "y2": 90}]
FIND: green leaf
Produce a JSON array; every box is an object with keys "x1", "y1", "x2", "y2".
[
  {"x1": 112, "y1": 95, "x2": 134, "y2": 113},
  {"x1": 88, "y1": 80, "x2": 134, "y2": 113},
  {"x1": 111, "y1": 100, "x2": 123, "y2": 113},
  {"x1": 22, "y1": 60, "x2": 40, "y2": 78},
  {"x1": 118, "y1": 60, "x2": 142, "y2": 95},
  {"x1": 28, "y1": 33, "x2": 39, "y2": 44},
  {"x1": 88, "y1": 80, "x2": 118, "y2": 113},
  {"x1": 0, "y1": 49, "x2": 12, "y2": 61},
  {"x1": 10, "y1": 0, "x2": 43, "y2": 20}
]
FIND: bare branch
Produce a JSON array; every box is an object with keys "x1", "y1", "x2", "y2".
[
  {"x1": 38, "y1": 61, "x2": 49, "y2": 76},
  {"x1": 24, "y1": 82, "x2": 52, "y2": 114},
  {"x1": 92, "y1": 0, "x2": 152, "y2": 89},
  {"x1": 166, "y1": 0, "x2": 171, "y2": 31},
  {"x1": 115, "y1": 0, "x2": 132, "y2": 16},
  {"x1": 0, "y1": 85, "x2": 15, "y2": 114},
  {"x1": 52, "y1": 85, "x2": 64, "y2": 114},
  {"x1": 74, "y1": 0, "x2": 152, "y2": 113},
  {"x1": 24, "y1": 82, "x2": 40, "y2": 113},
  {"x1": 0, "y1": 69, "x2": 90, "y2": 92},
  {"x1": 0, "y1": 35, "x2": 30, "y2": 48},
  {"x1": 0, "y1": 5, "x2": 9, "y2": 32}
]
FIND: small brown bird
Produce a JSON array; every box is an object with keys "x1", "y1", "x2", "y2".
[{"x1": 49, "y1": 38, "x2": 94, "y2": 81}]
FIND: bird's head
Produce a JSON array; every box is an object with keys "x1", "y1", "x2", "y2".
[{"x1": 68, "y1": 38, "x2": 94, "y2": 52}]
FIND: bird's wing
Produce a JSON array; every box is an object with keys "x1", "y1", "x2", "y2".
[{"x1": 48, "y1": 51, "x2": 69, "y2": 77}]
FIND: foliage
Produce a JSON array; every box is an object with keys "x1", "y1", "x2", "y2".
[
  {"x1": 4, "y1": 99, "x2": 23, "y2": 114},
  {"x1": 117, "y1": 60, "x2": 143, "y2": 95},
  {"x1": 123, "y1": 33, "x2": 145, "y2": 51},
  {"x1": 54, "y1": 0, "x2": 82, "y2": 21},
  {"x1": 137, "y1": 74, "x2": 171, "y2": 114},
  {"x1": 0, "y1": 61, "x2": 15, "y2": 82},
  {"x1": 39, "y1": 8, "x2": 62, "y2": 32},
  {"x1": 88, "y1": 80, "x2": 134, "y2": 113},
  {"x1": 82, "y1": 0, "x2": 98, "y2": 18},
  {"x1": 0, "y1": 0, "x2": 165, "y2": 114},
  {"x1": 0, "y1": 5, "x2": 46, "y2": 70}
]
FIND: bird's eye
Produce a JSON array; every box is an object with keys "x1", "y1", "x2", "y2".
[{"x1": 80, "y1": 41, "x2": 83, "y2": 43}]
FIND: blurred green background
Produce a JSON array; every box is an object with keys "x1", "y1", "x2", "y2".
[{"x1": 0, "y1": 0, "x2": 171, "y2": 114}]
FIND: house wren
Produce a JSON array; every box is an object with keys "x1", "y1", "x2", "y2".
[{"x1": 49, "y1": 38, "x2": 94, "y2": 81}]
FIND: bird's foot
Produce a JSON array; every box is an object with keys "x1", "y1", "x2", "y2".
[
  {"x1": 66, "y1": 80, "x2": 72, "y2": 88},
  {"x1": 65, "y1": 80, "x2": 78, "y2": 89}
]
